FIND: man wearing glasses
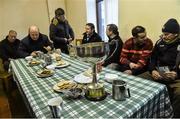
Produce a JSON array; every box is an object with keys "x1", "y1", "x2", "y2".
[
  {"x1": 139, "y1": 18, "x2": 180, "y2": 117},
  {"x1": 49, "y1": 8, "x2": 74, "y2": 54}
]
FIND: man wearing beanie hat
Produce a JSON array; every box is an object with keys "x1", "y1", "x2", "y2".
[
  {"x1": 139, "y1": 18, "x2": 180, "y2": 117},
  {"x1": 162, "y1": 18, "x2": 179, "y2": 34},
  {"x1": 49, "y1": 8, "x2": 74, "y2": 54}
]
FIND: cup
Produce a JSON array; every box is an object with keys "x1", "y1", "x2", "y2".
[
  {"x1": 112, "y1": 80, "x2": 130, "y2": 101},
  {"x1": 68, "y1": 45, "x2": 76, "y2": 58},
  {"x1": 48, "y1": 97, "x2": 64, "y2": 118},
  {"x1": 105, "y1": 74, "x2": 118, "y2": 83},
  {"x1": 55, "y1": 48, "x2": 61, "y2": 55},
  {"x1": 46, "y1": 64, "x2": 55, "y2": 70}
]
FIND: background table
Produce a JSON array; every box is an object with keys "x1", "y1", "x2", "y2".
[{"x1": 10, "y1": 54, "x2": 173, "y2": 118}]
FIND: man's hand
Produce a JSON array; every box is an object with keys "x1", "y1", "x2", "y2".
[
  {"x1": 129, "y1": 62, "x2": 139, "y2": 69},
  {"x1": 163, "y1": 71, "x2": 177, "y2": 80},
  {"x1": 30, "y1": 51, "x2": 37, "y2": 57},
  {"x1": 152, "y1": 70, "x2": 162, "y2": 80},
  {"x1": 64, "y1": 38, "x2": 68, "y2": 43},
  {"x1": 96, "y1": 61, "x2": 104, "y2": 73},
  {"x1": 68, "y1": 38, "x2": 73, "y2": 43},
  {"x1": 124, "y1": 70, "x2": 132, "y2": 75},
  {"x1": 43, "y1": 46, "x2": 52, "y2": 52}
]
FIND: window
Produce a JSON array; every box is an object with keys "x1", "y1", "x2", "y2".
[
  {"x1": 96, "y1": 0, "x2": 105, "y2": 40},
  {"x1": 86, "y1": 0, "x2": 118, "y2": 41}
]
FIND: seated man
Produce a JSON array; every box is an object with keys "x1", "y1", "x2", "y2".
[
  {"x1": 82, "y1": 23, "x2": 102, "y2": 44},
  {"x1": 0, "y1": 30, "x2": 20, "y2": 71},
  {"x1": 102, "y1": 24, "x2": 123, "y2": 66},
  {"x1": 139, "y1": 18, "x2": 180, "y2": 117},
  {"x1": 118, "y1": 26, "x2": 153, "y2": 75},
  {"x1": 19, "y1": 25, "x2": 53, "y2": 58}
]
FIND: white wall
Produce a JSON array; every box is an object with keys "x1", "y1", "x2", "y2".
[
  {"x1": 0, "y1": 0, "x2": 50, "y2": 40},
  {"x1": 119, "y1": 0, "x2": 180, "y2": 43},
  {"x1": 47, "y1": 0, "x2": 66, "y2": 23},
  {"x1": 0, "y1": 0, "x2": 86, "y2": 41},
  {"x1": 66, "y1": 0, "x2": 87, "y2": 39}
]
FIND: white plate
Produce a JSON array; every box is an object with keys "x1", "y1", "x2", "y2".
[
  {"x1": 46, "y1": 61, "x2": 70, "y2": 69},
  {"x1": 36, "y1": 69, "x2": 54, "y2": 78},
  {"x1": 104, "y1": 74, "x2": 118, "y2": 83},
  {"x1": 25, "y1": 56, "x2": 33, "y2": 61},
  {"x1": 73, "y1": 73, "x2": 99, "y2": 84},
  {"x1": 55, "y1": 61, "x2": 70, "y2": 68}
]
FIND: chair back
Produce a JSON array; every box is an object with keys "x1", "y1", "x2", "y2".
[{"x1": 0, "y1": 58, "x2": 5, "y2": 72}]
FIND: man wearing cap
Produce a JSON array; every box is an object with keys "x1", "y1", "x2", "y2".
[
  {"x1": 139, "y1": 18, "x2": 180, "y2": 117},
  {"x1": 49, "y1": 8, "x2": 74, "y2": 54}
]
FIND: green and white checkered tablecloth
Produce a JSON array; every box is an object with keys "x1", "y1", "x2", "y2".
[{"x1": 11, "y1": 54, "x2": 173, "y2": 118}]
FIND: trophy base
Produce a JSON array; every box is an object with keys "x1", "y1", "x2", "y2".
[{"x1": 84, "y1": 92, "x2": 107, "y2": 101}]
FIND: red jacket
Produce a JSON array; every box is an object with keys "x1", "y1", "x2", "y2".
[{"x1": 120, "y1": 37, "x2": 153, "y2": 68}]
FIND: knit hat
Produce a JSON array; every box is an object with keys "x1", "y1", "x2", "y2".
[
  {"x1": 55, "y1": 8, "x2": 65, "y2": 16},
  {"x1": 162, "y1": 18, "x2": 180, "y2": 34}
]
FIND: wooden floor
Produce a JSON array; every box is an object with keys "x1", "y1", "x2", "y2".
[{"x1": 0, "y1": 79, "x2": 30, "y2": 118}]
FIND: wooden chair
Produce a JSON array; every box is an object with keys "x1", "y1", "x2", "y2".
[
  {"x1": 0, "y1": 79, "x2": 11, "y2": 117},
  {"x1": 0, "y1": 58, "x2": 11, "y2": 117},
  {"x1": 0, "y1": 58, "x2": 12, "y2": 93}
]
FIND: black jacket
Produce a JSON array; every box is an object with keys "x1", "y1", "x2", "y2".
[
  {"x1": 103, "y1": 35, "x2": 123, "y2": 66},
  {"x1": 49, "y1": 18, "x2": 74, "y2": 54},
  {"x1": 149, "y1": 37, "x2": 180, "y2": 73},
  {"x1": 82, "y1": 32, "x2": 102, "y2": 44},
  {"x1": 0, "y1": 37, "x2": 20, "y2": 61},
  {"x1": 18, "y1": 33, "x2": 53, "y2": 58}
]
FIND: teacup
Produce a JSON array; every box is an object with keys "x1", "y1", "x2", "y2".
[{"x1": 48, "y1": 97, "x2": 63, "y2": 118}]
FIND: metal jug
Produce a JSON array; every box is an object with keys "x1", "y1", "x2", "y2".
[
  {"x1": 112, "y1": 80, "x2": 130, "y2": 101},
  {"x1": 44, "y1": 54, "x2": 52, "y2": 65}
]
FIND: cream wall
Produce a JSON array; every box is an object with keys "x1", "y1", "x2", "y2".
[
  {"x1": 65, "y1": 0, "x2": 87, "y2": 39},
  {"x1": 119, "y1": 0, "x2": 180, "y2": 43},
  {"x1": 0, "y1": 0, "x2": 50, "y2": 40},
  {"x1": 47, "y1": 0, "x2": 66, "y2": 22},
  {"x1": 0, "y1": 0, "x2": 86, "y2": 42}
]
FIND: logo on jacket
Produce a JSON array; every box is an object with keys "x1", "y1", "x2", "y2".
[
  {"x1": 177, "y1": 45, "x2": 180, "y2": 51},
  {"x1": 159, "y1": 45, "x2": 165, "y2": 47}
]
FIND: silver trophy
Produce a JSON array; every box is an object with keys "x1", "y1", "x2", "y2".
[{"x1": 69, "y1": 41, "x2": 118, "y2": 101}]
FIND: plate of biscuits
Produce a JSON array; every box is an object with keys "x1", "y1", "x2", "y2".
[
  {"x1": 28, "y1": 60, "x2": 41, "y2": 66},
  {"x1": 36, "y1": 69, "x2": 54, "y2": 78},
  {"x1": 55, "y1": 60, "x2": 70, "y2": 68},
  {"x1": 53, "y1": 80, "x2": 77, "y2": 92}
]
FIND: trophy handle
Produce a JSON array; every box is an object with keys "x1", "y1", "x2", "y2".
[{"x1": 103, "y1": 40, "x2": 118, "y2": 62}]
